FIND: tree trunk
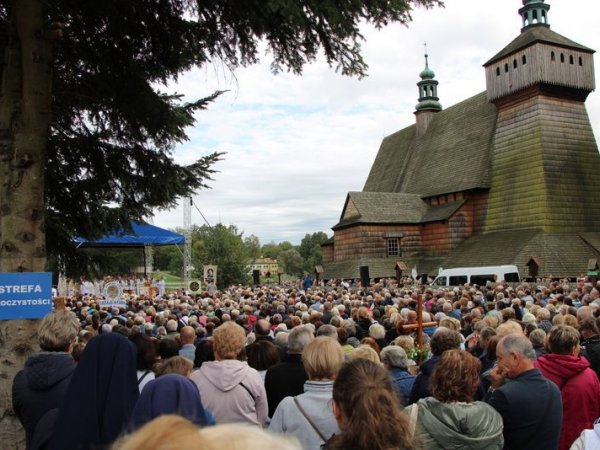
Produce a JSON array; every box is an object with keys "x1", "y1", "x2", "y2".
[{"x1": 0, "y1": 0, "x2": 53, "y2": 447}]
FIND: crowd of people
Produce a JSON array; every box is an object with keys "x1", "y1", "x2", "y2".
[{"x1": 11, "y1": 275, "x2": 600, "y2": 449}]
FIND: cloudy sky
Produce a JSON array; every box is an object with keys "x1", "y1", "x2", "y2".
[{"x1": 151, "y1": 0, "x2": 600, "y2": 246}]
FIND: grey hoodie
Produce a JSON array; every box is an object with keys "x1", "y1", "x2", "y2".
[
  {"x1": 405, "y1": 397, "x2": 504, "y2": 450},
  {"x1": 190, "y1": 359, "x2": 268, "y2": 426}
]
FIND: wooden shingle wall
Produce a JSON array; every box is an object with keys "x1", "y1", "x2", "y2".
[{"x1": 486, "y1": 92, "x2": 600, "y2": 232}]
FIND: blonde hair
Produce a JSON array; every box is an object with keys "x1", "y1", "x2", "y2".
[
  {"x1": 213, "y1": 321, "x2": 246, "y2": 360},
  {"x1": 439, "y1": 317, "x2": 461, "y2": 332},
  {"x1": 111, "y1": 415, "x2": 201, "y2": 450},
  {"x1": 351, "y1": 345, "x2": 380, "y2": 364},
  {"x1": 199, "y1": 423, "x2": 301, "y2": 450},
  {"x1": 496, "y1": 320, "x2": 523, "y2": 338},
  {"x1": 155, "y1": 356, "x2": 193, "y2": 377},
  {"x1": 302, "y1": 337, "x2": 344, "y2": 380},
  {"x1": 39, "y1": 310, "x2": 80, "y2": 352}
]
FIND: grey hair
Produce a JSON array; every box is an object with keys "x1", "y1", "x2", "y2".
[
  {"x1": 529, "y1": 328, "x2": 546, "y2": 348},
  {"x1": 499, "y1": 333, "x2": 536, "y2": 361},
  {"x1": 380, "y1": 345, "x2": 409, "y2": 370},
  {"x1": 316, "y1": 324, "x2": 338, "y2": 339},
  {"x1": 369, "y1": 323, "x2": 386, "y2": 340},
  {"x1": 288, "y1": 325, "x2": 315, "y2": 353}
]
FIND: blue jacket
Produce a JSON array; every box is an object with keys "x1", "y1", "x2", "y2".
[{"x1": 389, "y1": 368, "x2": 415, "y2": 406}]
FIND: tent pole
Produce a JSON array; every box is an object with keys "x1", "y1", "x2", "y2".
[{"x1": 143, "y1": 247, "x2": 147, "y2": 277}]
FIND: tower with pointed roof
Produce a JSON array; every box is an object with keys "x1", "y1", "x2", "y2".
[
  {"x1": 322, "y1": 0, "x2": 600, "y2": 281},
  {"x1": 483, "y1": 0, "x2": 599, "y2": 233},
  {"x1": 415, "y1": 46, "x2": 442, "y2": 136}
]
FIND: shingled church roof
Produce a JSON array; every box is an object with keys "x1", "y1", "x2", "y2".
[
  {"x1": 363, "y1": 92, "x2": 497, "y2": 198},
  {"x1": 485, "y1": 25, "x2": 594, "y2": 67},
  {"x1": 443, "y1": 230, "x2": 600, "y2": 278},
  {"x1": 332, "y1": 192, "x2": 464, "y2": 230}
]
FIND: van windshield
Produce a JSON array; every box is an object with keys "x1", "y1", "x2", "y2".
[
  {"x1": 433, "y1": 277, "x2": 447, "y2": 286},
  {"x1": 505, "y1": 272, "x2": 520, "y2": 282}
]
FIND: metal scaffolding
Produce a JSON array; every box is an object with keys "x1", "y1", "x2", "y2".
[{"x1": 183, "y1": 197, "x2": 192, "y2": 286}]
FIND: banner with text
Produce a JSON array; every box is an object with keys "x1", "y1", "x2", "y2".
[{"x1": 0, "y1": 272, "x2": 53, "y2": 320}]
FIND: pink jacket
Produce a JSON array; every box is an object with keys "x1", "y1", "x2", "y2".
[{"x1": 190, "y1": 360, "x2": 268, "y2": 427}]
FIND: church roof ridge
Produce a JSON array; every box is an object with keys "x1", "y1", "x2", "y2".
[{"x1": 485, "y1": 25, "x2": 594, "y2": 67}]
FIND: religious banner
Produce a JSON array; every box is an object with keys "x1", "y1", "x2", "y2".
[
  {"x1": 203, "y1": 265, "x2": 217, "y2": 286},
  {"x1": 99, "y1": 280, "x2": 126, "y2": 308}
]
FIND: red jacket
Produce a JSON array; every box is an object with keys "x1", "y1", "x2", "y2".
[{"x1": 535, "y1": 354, "x2": 600, "y2": 450}]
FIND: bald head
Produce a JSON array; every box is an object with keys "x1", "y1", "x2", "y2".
[{"x1": 180, "y1": 326, "x2": 195, "y2": 345}]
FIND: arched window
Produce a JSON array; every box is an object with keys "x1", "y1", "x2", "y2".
[
  {"x1": 522, "y1": 55, "x2": 527, "y2": 65},
  {"x1": 579, "y1": 56, "x2": 583, "y2": 66},
  {"x1": 513, "y1": 59, "x2": 518, "y2": 69},
  {"x1": 560, "y1": 53, "x2": 565, "y2": 63},
  {"x1": 496, "y1": 67, "x2": 501, "y2": 76},
  {"x1": 532, "y1": 10, "x2": 538, "y2": 23},
  {"x1": 504, "y1": 63, "x2": 509, "y2": 73},
  {"x1": 542, "y1": 10, "x2": 547, "y2": 24},
  {"x1": 551, "y1": 51, "x2": 556, "y2": 62},
  {"x1": 569, "y1": 55, "x2": 574, "y2": 64}
]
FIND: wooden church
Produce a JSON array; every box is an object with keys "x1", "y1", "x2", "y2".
[{"x1": 322, "y1": 0, "x2": 600, "y2": 280}]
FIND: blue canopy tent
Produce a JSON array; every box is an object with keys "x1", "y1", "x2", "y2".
[
  {"x1": 73, "y1": 222, "x2": 184, "y2": 275},
  {"x1": 73, "y1": 222, "x2": 184, "y2": 247}
]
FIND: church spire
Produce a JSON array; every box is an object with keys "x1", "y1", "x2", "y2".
[
  {"x1": 416, "y1": 44, "x2": 441, "y2": 113},
  {"x1": 519, "y1": 0, "x2": 550, "y2": 31}
]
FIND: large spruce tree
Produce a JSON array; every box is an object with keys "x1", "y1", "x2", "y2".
[{"x1": 0, "y1": 0, "x2": 441, "y2": 446}]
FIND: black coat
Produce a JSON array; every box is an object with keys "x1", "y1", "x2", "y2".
[
  {"x1": 582, "y1": 336, "x2": 600, "y2": 381},
  {"x1": 12, "y1": 353, "x2": 76, "y2": 450},
  {"x1": 264, "y1": 353, "x2": 308, "y2": 417},
  {"x1": 485, "y1": 368, "x2": 562, "y2": 450},
  {"x1": 408, "y1": 354, "x2": 441, "y2": 405}
]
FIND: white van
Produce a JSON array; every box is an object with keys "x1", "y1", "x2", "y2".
[{"x1": 431, "y1": 265, "x2": 520, "y2": 287}]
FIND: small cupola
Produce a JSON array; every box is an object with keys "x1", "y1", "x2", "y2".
[
  {"x1": 519, "y1": 0, "x2": 550, "y2": 31},
  {"x1": 414, "y1": 45, "x2": 442, "y2": 136},
  {"x1": 415, "y1": 47, "x2": 442, "y2": 113}
]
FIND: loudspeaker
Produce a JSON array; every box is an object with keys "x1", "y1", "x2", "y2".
[
  {"x1": 252, "y1": 269, "x2": 260, "y2": 285},
  {"x1": 359, "y1": 266, "x2": 370, "y2": 288}
]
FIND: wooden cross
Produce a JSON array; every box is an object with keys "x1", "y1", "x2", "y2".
[{"x1": 401, "y1": 288, "x2": 436, "y2": 363}]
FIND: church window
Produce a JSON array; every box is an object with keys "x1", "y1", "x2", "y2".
[
  {"x1": 579, "y1": 57, "x2": 583, "y2": 66},
  {"x1": 387, "y1": 238, "x2": 400, "y2": 257},
  {"x1": 496, "y1": 67, "x2": 500, "y2": 76},
  {"x1": 569, "y1": 55, "x2": 574, "y2": 65},
  {"x1": 541, "y1": 10, "x2": 547, "y2": 24},
  {"x1": 522, "y1": 55, "x2": 527, "y2": 65},
  {"x1": 513, "y1": 59, "x2": 517, "y2": 69},
  {"x1": 560, "y1": 53, "x2": 565, "y2": 63},
  {"x1": 551, "y1": 51, "x2": 555, "y2": 62},
  {"x1": 504, "y1": 63, "x2": 509, "y2": 73}
]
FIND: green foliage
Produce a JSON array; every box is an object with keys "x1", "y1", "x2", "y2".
[
  {"x1": 244, "y1": 234, "x2": 262, "y2": 261},
  {"x1": 191, "y1": 224, "x2": 251, "y2": 287},
  {"x1": 261, "y1": 241, "x2": 294, "y2": 260},
  {"x1": 4, "y1": 0, "x2": 442, "y2": 274},
  {"x1": 299, "y1": 232, "x2": 329, "y2": 272},
  {"x1": 278, "y1": 248, "x2": 304, "y2": 276}
]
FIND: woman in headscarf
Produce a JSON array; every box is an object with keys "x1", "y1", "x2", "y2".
[
  {"x1": 49, "y1": 332, "x2": 139, "y2": 450},
  {"x1": 129, "y1": 374, "x2": 209, "y2": 430}
]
